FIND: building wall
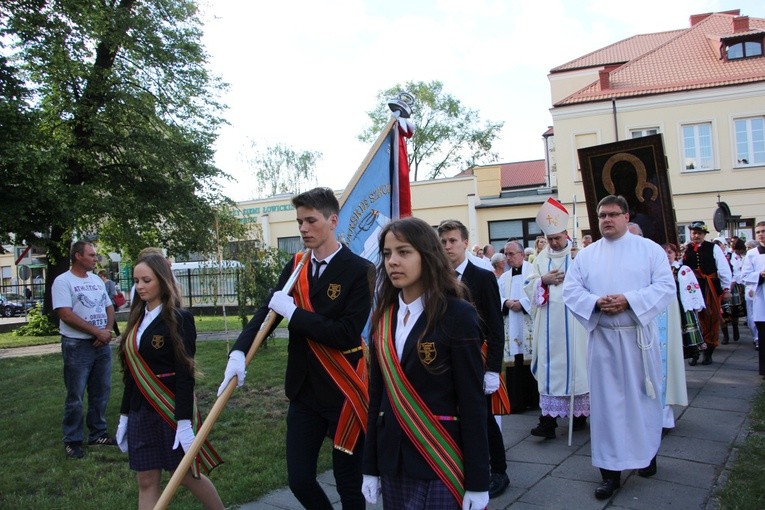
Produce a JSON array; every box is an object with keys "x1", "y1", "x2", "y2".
[{"x1": 552, "y1": 81, "x2": 765, "y2": 238}]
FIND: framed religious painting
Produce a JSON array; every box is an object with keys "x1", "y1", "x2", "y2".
[{"x1": 577, "y1": 134, "x2": 678, "y2": 246}]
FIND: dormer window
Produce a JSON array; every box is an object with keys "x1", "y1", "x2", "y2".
[{"x1": 726, "y1": 40, "x2": 763, "y2": 60}]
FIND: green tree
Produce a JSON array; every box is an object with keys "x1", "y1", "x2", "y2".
[
  {"x1": 359, "y1": 80, "x2": 504, "y2": 181},
  {"x1": 1, "y1": 0, "x2": 238, "y2": 310},
  {"x1": 245, "y1": 142, "x2": 321, "y2": 198}
]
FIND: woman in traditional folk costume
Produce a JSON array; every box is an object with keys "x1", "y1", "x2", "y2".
[
  {"x1": 116, "y1": 253, "x2": 223, "y2": 510},
  {"x1": 361, "y1": 217, "x2": 490, "y2": 510}
]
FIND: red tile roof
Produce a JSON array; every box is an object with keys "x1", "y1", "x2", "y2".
[
  {"x1": 553, "y1": 12, "x2": 765, "y2": 106},
  {"x1": 457, "y1": 160, "x2": 547, "y2": 189}
]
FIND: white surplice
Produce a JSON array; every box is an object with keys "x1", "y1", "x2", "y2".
[
  {"x1": 742, "y1": 246, "x2": 765, "y2": 322},
  {"x1": 524, "y1": 245, "x2": 589, "y2": 409},
  {"x1": 563, "y1": 232, "x2": 676, "y2": 471},
  {"x1": 498, "y1": 261, "x2": 533, "y2": 362}
]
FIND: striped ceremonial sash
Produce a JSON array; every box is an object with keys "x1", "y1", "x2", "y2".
[
  {"x1": 124, "y1": 324, "x2": 223, "y2": 477},
  {"x1": 290, "y1": 254, "x2": 368, "y2": 454},
  {"x1": 481, "y1": 342, "x2": 511, "y2": 415},
  {"x1": 376, "y1": 306, "x2": 465, "y2": 506}
]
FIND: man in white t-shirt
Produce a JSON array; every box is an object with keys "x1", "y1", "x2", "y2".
[{"x1": 52, "y1": 240, "x2": 116, "y2": 459}]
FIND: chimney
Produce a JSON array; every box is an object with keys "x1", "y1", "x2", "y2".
[
  {"x1": 733, "y1": 16, "x2": 750, "y2": 33},
  {"x1": 690, "y1": 12, "x2": 712, "y2": 26},
  {"x1": 599, "y1": 69, "x2": 610, "y2": 90}
]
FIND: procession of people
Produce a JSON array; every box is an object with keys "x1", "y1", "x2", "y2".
[{"x1": 50, "y1": 187, "x2": 763, "y2": 509}]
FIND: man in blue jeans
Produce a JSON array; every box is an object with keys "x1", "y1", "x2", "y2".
[{"x1": 52, "y1": 240, "x2": 116, "y2": 459}]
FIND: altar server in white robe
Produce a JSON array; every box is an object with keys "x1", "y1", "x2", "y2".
[
  {"x1": 742, "y1": 221, "x2": 765, "y2": 376},
  {"x1": 563, "y1": 195, "x2": 675, "y2": 500},
  {"x1": 524, "y1": 198, "x2": 589, "y2": 439}
]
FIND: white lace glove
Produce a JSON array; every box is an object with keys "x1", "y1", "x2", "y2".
[
  {"x1": 361, "y1": 475, "x2": 381, "y2": 504},
  {"x1": 116, "y1": 415, "x2": 128, "y2": 453},
  {"x1": 483, "y1": 371, "x2": 500, "y2": 395},
  {"x1": 172, "y1": 419, "x2": 195, "y2": 452},
  {"x1": 269, "y1": 290, "x2": 297, "y2": 320},
  {"x1": 462, "y1": 490, "x2": 489, "y2": 510},
  {"x1": 217, "y1": 350, "x2": 246, "y2": 396}
]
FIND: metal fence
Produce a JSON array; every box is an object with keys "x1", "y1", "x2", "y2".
[{"x1": 171, "y1": 267, "x2": 241, "y2": 307}]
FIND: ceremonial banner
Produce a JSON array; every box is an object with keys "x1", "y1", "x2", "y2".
[
  {"x1": 577, "y1": 134, "x2": 677, "y2": 246},
  {"x1": 337, "y1": 116, "x2": 413, "y2": 267}
]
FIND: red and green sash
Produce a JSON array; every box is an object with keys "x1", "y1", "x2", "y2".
[
  {"x1": 376, "y1": 306, "x2": 465, "y2": 506},
  {"x1": 124, "y1": 323, "x2": 223, "y2": 477},
  {"x1": 482, "y1": 342, "x2": 511, "y2": 415},
  {"x1": 291, "y1": 254, "x2": 369, "y2": 454}
]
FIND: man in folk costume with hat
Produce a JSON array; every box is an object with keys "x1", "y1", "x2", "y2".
[
  {"x1": 219, "y1": 188, "x2": 374, "y2": 510},
  {"x1": 682, "y1": 221, "x2": 732, "y2": 365},
  {"x1": 563, "y1": 195, "x2": 675, "y2": 500},
  {"x1": 523, "y1": 198, "x2": 589, "y2": 439}
]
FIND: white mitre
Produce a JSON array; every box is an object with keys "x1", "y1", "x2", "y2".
[{"x1": 535, "y1": 198, "x2": 569, "y2": 236}]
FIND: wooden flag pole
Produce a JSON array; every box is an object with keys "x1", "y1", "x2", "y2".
[{"x1": 154, "y1": 249, "x2": 311, "y2": 510}]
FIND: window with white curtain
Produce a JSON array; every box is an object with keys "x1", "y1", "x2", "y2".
[
  {"x1": 734, "y1": 116, "x2": 765, "y2": 167},
  {"x1": 681, "y1": 123, "x2": 714, "y2": 171}
]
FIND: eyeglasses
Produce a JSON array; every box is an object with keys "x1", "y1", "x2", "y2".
[
  {"x1": 597, "y1": 212, "x2": 625, "y2": 219},
  {"x1": 505, "y1": 252, "x2": 521, "y2": 256}
]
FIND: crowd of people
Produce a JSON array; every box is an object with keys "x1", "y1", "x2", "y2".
[{"x1": 50, "y1": 187, "x2": 765, "y2": 509}]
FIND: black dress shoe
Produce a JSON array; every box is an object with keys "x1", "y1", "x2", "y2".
[
  {"x1": 594, "y1": 478, "x2": 620, "y2": 499},
  {"x1": 638, "y1": 456, "x2": 657, "y2": 477},
  {"x1": 488, "y1": 472, "x2": 510, "y2": 499}
]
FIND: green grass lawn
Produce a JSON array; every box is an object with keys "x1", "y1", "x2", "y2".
[
  {"x1": 0, "y1": 339, "x2": 331, "y2": 509},
  {"x1": 718, "y1": 385, "x2": 765, "y2": 509}
]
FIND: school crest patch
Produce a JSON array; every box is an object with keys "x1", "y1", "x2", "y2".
[
  {"x1": 418, "y1": 342, "x2": 437, "y2": 364},
  {"x1": 151, "y1": 335, "x2": 164, "y2": 349},
  {"x1": 327, "y1": 283, "x2": 341, "y2": 300}
]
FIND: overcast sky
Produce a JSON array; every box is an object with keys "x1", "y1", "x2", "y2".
[{"x1": 199, "y1": 0, "x2": 763, "y2": 202}]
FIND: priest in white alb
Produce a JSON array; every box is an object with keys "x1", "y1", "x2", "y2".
[
  {"x1": 562, "y1": 195, "x2": 675, "y2": 500},
  {"x1": 524, "y1": 198, "x2": 589, "y2": 440}
]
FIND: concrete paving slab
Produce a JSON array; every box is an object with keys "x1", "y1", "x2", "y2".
[
  {"x1": 646, "y1": 455, "x2": 718, "y2": 489},
  {"x1": 674, "y1": 407, "x2": 747, "y2": 443},
  {"x1": 551, "y1": 453, "x2": 600, "y2": 483},
  {"x1": 659, "y1": 434, "x2": 732, "y2": 465},
  {"x1": 505, "y1": 461, "x2": 555, "y2": 488},
  {"x1": 613, "y1": 475, "x2": 708, "y2": 510},
  {"x1": 518, "y1": 476, "x2": 610, "y2": 509},
  {"x1": 697, "y1": 394, "x2": 756, "y2": 413}
]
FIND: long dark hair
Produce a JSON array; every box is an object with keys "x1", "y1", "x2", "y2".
[
  {"x1": 120, "y1": 253, "x2": 195, "y2": 375},
  {"x1": 370, "y1": 217, "x2": 464, "y2": 344}
]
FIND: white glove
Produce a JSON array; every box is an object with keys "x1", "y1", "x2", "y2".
[
  {"x1": 462, "y1": 490, "x2": 489, "y2": 510},
  {"x1": 483, "y1": 371, "x2": 500, "y2": 395},
  {"x1": 361, "y1": 475, "x2": 381, "y2": 504},
  {"x1": 269, "y1": 290, "x2": 297, "y2": 320},
  {"x1": 217, "y1": 350, "x2": 246, "y2": 396},
  {"x1": 116, "y1": 415, "x2": 128, "y2": 453},
  {"x1": 172, "y1": 419, "x2": 195, "y2": 452}
]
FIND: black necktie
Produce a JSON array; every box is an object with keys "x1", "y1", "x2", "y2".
[{"x1": 311, "y1": 260, "x2": 326, "y2": 285}]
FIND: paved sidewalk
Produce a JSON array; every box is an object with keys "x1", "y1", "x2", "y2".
[{"x1": 239, "y1": 328, "x2": 761, "y2": 510}]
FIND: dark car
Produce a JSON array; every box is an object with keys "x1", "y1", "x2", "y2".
[{"x1": 0, "y1": 294, "x2": 28, "y2": 317}]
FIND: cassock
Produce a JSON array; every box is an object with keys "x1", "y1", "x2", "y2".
[
  {"x1": 524, "y1": 243, "x2": 589, "y2": 418},
  {"x1": 498, "y1": 260, "x2": 536, "y2": 411},
  {"x1": 563, "y1": 232, "x2": 675, "y2": 471},
  {"x1": 498, "y1": 261, "x2": 533, "y2": 361}
]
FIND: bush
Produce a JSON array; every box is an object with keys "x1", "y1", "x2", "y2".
[{"x1": 14, "y1": 304, "x2": 59, "y2": 336}]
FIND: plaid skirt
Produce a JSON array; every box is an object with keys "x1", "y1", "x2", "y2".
[
  {"x1": 381, "y1": 475, "x2": 460, "y2": 509},
  {"x1": 127, "y1": 405, "x2": 184, "y2": 472}
]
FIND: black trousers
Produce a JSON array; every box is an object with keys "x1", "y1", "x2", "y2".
[
  {"x1": 486, "y1": 396, "x2": 507, "y2": 473},
  {"x1": 286, "y1": 399, "x2": 364, "y2": 510},
  {"x1": 757, "y1": 322, "x2": 765, "y2": 376}
]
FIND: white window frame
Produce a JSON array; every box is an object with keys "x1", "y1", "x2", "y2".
[
  {"x1": 680, "y1": 121, "x2": 716, "y2": 172},
  {"x1": 629, "y1": 127, "x2": 660, "y2": 139},
  {"x1": 733, "y1": 116, "x2": 765, "y2": 168}
]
